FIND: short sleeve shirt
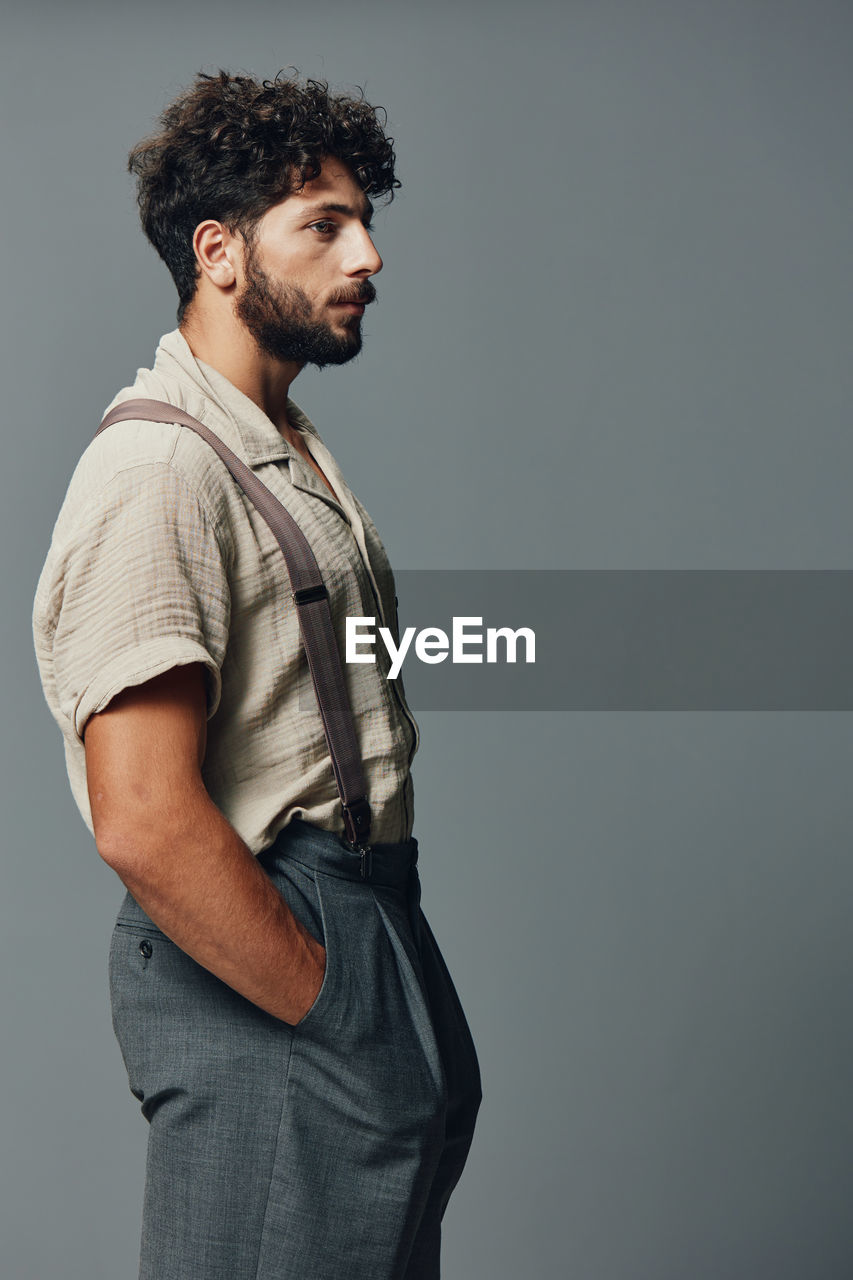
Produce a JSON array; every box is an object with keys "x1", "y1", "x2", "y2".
[{"x1": 32, "y1": 329, "x2": 420, "y2": 853}]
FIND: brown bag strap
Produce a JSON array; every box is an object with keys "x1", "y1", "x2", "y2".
[{"x1": 96, "y1": 397, "x2": 372, "y2": 854}]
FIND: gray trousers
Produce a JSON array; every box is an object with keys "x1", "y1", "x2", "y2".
[{"x1": 108, "y1": 820, "x2": 482, "y2": 1279}]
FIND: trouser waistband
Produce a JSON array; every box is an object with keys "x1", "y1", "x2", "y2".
[{"x1": 260, "y1": 818, "x2": 418, "y2": 888}]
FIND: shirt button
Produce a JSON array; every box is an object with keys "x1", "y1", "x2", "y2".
[{"x1": 138, "y1": 939, "x2": 153, "y2": 959}]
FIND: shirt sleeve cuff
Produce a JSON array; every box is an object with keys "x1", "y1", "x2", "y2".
[{"x1": 73, "y1": 637, "x2": 223, "y2": 742}]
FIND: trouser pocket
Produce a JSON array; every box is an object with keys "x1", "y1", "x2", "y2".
[{"x1": 107, "y1": 887, "x2": 299, "y2": 1119}]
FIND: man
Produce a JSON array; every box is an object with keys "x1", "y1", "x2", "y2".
[{"x1": 32, "y1": 70, "x2": 481, "y2": 1280}]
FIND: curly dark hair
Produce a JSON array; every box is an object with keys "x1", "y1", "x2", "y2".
[{"x1": 128, "y1": 69, "x2": 400, "y2": 322}]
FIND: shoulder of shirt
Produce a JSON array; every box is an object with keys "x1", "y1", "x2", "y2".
[{"x1": 56, "y1": 367, "x2": 249, "y2": 549}]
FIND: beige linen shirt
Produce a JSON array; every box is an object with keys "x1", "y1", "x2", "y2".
[{"x1": 32, "y1": 329, "x2": 420, "y2": 853}]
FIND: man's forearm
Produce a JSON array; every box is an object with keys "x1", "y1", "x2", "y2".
[{"x1": 99, "y1": 793, "x2": 324, "y2": 1025}]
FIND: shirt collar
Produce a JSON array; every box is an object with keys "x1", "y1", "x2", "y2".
[{"x1": 153, "y1": 328, "x2": 320, "y2": 468}]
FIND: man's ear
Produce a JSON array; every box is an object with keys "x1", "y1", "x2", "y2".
[{"x1": 192, "y1": 220, "x2": 241, "y2": 291}]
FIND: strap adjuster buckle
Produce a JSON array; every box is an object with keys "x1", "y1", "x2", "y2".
[
  {"x1": 342, "y1": 796, "x2": 371, "y2": 844},
  {"x1": 292, "y1": 583, "x2": 329, "y2": 605}
]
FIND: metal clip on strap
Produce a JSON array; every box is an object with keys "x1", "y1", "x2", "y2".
[{"x1": 342, "y1": 797, "x2": 372, "y2": 878}]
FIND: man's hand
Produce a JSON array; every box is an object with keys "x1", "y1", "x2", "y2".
[{"x1": 85, "y1": 663, "x2": 325, "y2": 1025}]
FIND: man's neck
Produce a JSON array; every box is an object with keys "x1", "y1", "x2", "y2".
[{"x1": 179, "y1": 317, "x2": 303, "y2": 438}]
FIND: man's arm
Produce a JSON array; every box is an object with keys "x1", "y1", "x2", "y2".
[{"x1": 85, "y1": 662, "x2": 325, "y2": 1025}]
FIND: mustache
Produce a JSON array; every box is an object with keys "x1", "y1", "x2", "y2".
[{"x1": 329, "y1": 281, "x2": 377, "y2": 306}]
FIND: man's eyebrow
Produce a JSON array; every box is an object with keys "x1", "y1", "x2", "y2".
[{"x1": 297, "y1": 200, "x2": 376, "y2": 227}]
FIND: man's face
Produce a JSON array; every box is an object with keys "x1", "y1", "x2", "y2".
[{"x1": 233, "y1": 155, "x2": 383, "y2": 368}]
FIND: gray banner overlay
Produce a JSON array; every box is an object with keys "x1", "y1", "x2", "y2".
[{"x1": 336, "y1": 571, "x2": 853, "y2": 711}]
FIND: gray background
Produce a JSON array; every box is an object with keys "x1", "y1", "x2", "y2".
[{"x1": 3, "y1": 0, "x2": 853, "y2": 1276}]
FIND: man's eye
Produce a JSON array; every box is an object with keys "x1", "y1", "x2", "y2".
[{"x1": 309, "y1": 220, "x2": 336, "y2": 235}]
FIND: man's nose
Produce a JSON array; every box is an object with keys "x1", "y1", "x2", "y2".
[{"x1": 345, "y1": 226, "x2": 383, "y2": 277}]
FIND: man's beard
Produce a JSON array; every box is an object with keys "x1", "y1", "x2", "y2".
[{"x1": 234, "y1": 247, "x2": 375, "y2": 369}]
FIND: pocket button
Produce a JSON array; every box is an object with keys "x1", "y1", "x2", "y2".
[{"x1": 138, "y1": 939, "x2": 153, "y2": 959}]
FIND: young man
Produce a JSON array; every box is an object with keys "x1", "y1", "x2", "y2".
[{"x1": 32, "y1": 70, "x2": 481, "y2": 1279}]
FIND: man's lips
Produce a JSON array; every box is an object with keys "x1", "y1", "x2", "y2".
[{"x1": 329, "y1": 287, "x2": 375, "y2": 314}]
